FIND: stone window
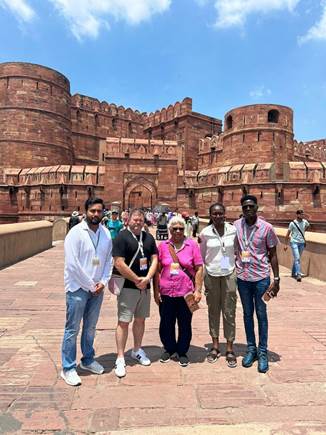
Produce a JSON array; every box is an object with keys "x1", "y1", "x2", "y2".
[
  {"x1": 95, "y1": 114, "x2": 99, "y2": 128},
  {"x1": 268, "y1": 110, "x2": 279, "y2": 123},
  {"x1": 226, "y1": 115, "x2": 233, "y2": 130},
  {"x1": 112, "y1": 117, "x2": 117, "y2": 130},
  {"x1": 128, "y1": 122, "x2": 133, "y2": 136}
]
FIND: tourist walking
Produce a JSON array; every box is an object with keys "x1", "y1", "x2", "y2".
[
  {"x1": 106, "y1": 210, "x2": 123, "y2": 240},
  {"x1": 234, "y1": 195, "x2": 280, "y2": 373},
  {"x1": 199, "y1": 203, "x2": 237, "y2": 367},
  {"x1": 113, "y1": 209, "x2": 158, "y2": 378},
  {"x1": 284, "y1": 209, "x2": 309, "y2": 282},
  {"x1": 68, "y1": 211, "x2": 80, "y2": 230},
  {"x1": 154, "y1": 216, "x2": 203, "y2": 367},
  {"x1": 61, "y1": 198, "x2": 113, "y2": 386},
  {"x1": 191, "y1": 211, "x2": 200, "y2": 237}
]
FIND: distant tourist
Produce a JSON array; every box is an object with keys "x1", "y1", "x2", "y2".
[
  {"x1": 121, "y1": 210, "x2": 129, "y2": 228},
  {"x1": 68, "y1": 211, "x2": 80, "y2": 230},
  {"x1": 181, "y1": 212, "x2": 193, "y2": 238},
  {"x1": 113, "y1": 209, "x2": 158, "y2": 378},
  {"x1": 106, "y1": 210, "x2": 123, "y2": 240},
  {"x1": 154, "y1": 216, "x2": 203, "y2": 367},
  {"x1": 199, "y1": 203, "x2": 237, "y2": 367},
  {"x1": 61, "y1": 198, "x2": 113, "y2": 386},
  {"x1": 191, "y1": 211, "x2": 200, "y2": 237},
  {"x1": 234, "y1": 195, "x2": 280, "y2": 373},
  {"x1": 284, "y1": 209, "x2": 310, "y2": 282}
]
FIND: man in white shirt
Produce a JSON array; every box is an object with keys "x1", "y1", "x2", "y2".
[
  {"x1": 199, "y1": 203, "x2": 237, "y2": 368},
  {"x1": 284, "y1": 209, "x2": 310, "y2": 282},
  {"x1": 61, "y1": 197, "x2": 113, "y2": 386}
]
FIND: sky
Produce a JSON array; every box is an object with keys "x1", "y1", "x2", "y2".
[{"x1": 0, "y1": 0, "x2": 326, "y2": 142}]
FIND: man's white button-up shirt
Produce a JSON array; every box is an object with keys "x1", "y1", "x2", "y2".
[{"x1": 64, "y1": 220, "x2": 113, "y2": 293}]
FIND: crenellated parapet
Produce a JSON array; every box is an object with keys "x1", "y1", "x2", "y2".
[
  {"x1": 71, "y1": 94, "x2": 145, "y2": 123},
  {"x1": 3, "y1": 165, "x2": 105, "y2": 186},
  {"x1": 143, "y1": 98, "x2": 193, "y2": 129},
  {"x1": 294, "y1": 139, "x2": 326, "y2": 161},
  {"x1": 103, "y1": 137, "x2": 178, "y2": 160}
]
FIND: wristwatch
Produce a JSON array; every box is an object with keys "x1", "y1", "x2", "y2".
[{"x1": 274, "y1": 277, "x2": 280, "y2": 282}]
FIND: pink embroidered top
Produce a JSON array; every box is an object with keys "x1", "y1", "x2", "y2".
[{"x1": 158, "y1": 238, "x2": 203, "y2": 297}]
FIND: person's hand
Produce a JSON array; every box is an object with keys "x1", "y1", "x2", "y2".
[
  {"x1": 270, "y1": 281, "x2": 280, "y2": 297},
  {"x1": 154, "y1": 292, "x2": 162, "y2": 305},
  {"x1": 194, "y1": 290, "x2": 202, "y2": 303},
  {"x1": 136, "y1": 277, "x2": 150, "y2": 291},
  {"x1": 93, "y1": 282, "x2": 105, "y2": 296},
  {"x1": 283, "y1": 245, "x2": 288, "y2": 251}
]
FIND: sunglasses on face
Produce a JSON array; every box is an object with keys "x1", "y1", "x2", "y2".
[{"x1": 171, "y1": 227, "x2": 185, "y2": 232}]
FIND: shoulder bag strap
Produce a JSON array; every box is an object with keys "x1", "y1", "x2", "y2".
[
  {"x1": 292, "y1": 221, "x2": 305, "y2": 242},
  {"x1": 168, "y1": 243, "x2": 195, "y2": 284}
]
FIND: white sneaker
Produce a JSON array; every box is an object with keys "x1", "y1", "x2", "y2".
[
  {"x1": 61, "y1": 369, "x2": 81, "y2": 386},
  {"x1": 131, "y1": 348, "x2": 151, "y2": 366},
  {"x1": 114, "y1": 358, "x2": 126, "y2": 378},
  {"x1": 80, "y1": 360, "x2": 104, "y2": 374}
]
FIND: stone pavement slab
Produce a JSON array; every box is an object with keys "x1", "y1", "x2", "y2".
[{"x1": 0, "y1": 242, "x2": 326, "y2": 433}]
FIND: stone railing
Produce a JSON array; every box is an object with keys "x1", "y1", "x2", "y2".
[
  {"x1": 199, "y1": 220, "x2": 326, "y2": 281},
  {"x1": 0, "y1": 221, "x2": 53, "y2": 269}
]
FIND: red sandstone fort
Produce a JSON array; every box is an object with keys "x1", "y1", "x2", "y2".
[{"x1": 0, "y1": 62, "x2": 325, "y2": 229}]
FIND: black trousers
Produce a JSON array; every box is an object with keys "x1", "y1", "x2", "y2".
[{"x1": 159, "y1": 295, "x2": 193, "y2": 356}]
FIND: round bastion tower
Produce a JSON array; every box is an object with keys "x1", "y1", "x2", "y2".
[
  {"x1": 222, "y1": 104, "x2": 294, "y2": 179},
  {"x1": 0, "y1": 62, "x2": 74, "y2": 176}
]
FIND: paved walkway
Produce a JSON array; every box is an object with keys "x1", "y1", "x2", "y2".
[{"x1": 0, "y1": 242, "x2": 326, "y2": 434}]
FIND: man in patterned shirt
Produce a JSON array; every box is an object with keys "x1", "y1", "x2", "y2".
[{"x1": 234, "y1": 195, "x2": 280, "y2": 373}]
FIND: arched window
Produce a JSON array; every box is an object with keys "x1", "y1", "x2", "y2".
[
  {"x1": 128, "y1": 122, "x2": 133, "y2": 136},
  {"x1": 112, "y1": 117, "x2": 117, "y2": 131},
  {"x1": 226, "y1": 115, "x2": 233, "y2": 130},
  {"x1": 268, "y1": 110, "x2": 279, "y2": 123}
]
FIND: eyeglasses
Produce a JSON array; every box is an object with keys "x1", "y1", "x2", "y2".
[{"x1": 172, "y1": 227, "x2": 185, "y2": 232}]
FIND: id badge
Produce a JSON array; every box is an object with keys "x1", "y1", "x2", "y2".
[
  {"x1": 220, "y1": 256, "x2": 230, "y2": 270},
  {"x1": 139, "y1": 257, "x2": 148, "y2": 271},
  {"x1": 170, "y1": 262, "x2": 180, "y2": 275},
  {"x1": 92, "y1": 257, "x2": 100, "y2": 266},
  {"x1": 241, "y1": 251, "x2": 251, "y2": 264}
]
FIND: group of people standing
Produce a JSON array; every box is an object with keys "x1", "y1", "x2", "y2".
[{"x1": 61, "y1": 195, "x2": 309, "y2": 387}]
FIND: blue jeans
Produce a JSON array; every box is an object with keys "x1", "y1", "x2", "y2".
[
  {"x1": 237, "y1": 277, "x2": 270, "y2": 353},
  {"x1": 61, "y1": 288, "x2": 104, "y2": 371},
  {"x1": 290, "y1": 242, "x2": 305, "y2": 277}
]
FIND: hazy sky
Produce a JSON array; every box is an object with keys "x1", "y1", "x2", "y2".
[{"x1": 1, "y1": 0, "x2": 326, "y2": 141}]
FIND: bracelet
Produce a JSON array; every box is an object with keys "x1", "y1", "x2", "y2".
[{"x1": 274, "y1": 277, "x2": 280, "y2": 282}]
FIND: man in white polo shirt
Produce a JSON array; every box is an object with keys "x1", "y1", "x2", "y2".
[
  {"x1": 61, "y1": 197, "x2": 113, "y2": 386},
  {"x1": 199, "y1": 203, "x2": 237, "y2": 368}
]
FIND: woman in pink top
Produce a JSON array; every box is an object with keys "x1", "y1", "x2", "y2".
[{"x1": 154, "y1": 216, "x2": 203, "y2": 367}]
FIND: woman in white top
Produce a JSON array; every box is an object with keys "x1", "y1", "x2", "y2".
[{"x1": 199, "y1": 203, "x2": 237, "y2": 367}]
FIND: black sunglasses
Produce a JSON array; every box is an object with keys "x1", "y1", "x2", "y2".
[{"x1": 172, "y1": 227, "x2": 185, "y2": 231}]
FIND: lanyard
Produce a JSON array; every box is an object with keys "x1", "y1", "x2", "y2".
[
  {"x1": 128, "y1": 229, "x2": 144, "y2": 257},
  {"x1": 87, "y1": 229, "x2": 101, "y2": 255},
  {"x1": 242, "y1": 220, "x2": 258, "y2": 249},
  {"x1": 212, "y1": 224, "x2": 226, "y2": 253}
]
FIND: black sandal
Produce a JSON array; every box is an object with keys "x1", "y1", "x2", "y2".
[
  {"x1": 226, "y1": 351, "x2": 237, "y2": 368},
  {"x1": 207, "y1": 348, "x2": 221, "y2": 363}
]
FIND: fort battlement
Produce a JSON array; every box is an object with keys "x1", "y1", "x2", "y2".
[
  {"x1": 143, "y1": 98, "x2": 193, "y2": 128},
  {"x1": 102, "y1": 137, "x2": 178, "y2": 160},
  {"x1": 294, "y1": 139, "x2": 326, "y2": 161}
]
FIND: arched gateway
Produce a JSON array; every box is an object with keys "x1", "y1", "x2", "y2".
[{"x1": 124, "y1": 178, "x2": 157, "y2": 210}]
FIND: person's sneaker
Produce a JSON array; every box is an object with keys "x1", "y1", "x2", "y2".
[
  {"x1": 160, "y1": 351, "x2": 171, "y2": 363},
  {"x1": 257, "y1": 352, "x2": 269, "y2": 373},
  {"x1": 114, "y1": 358, "x2": 126, "y2": 378},
  {"x1": 60, "y1": 368, "x2": 81, "y2": 386},
  {"x1": 178, "y1": 355, "x2": 189, "y2": 367},
  {"x1": 80, "y1": 360, "x2": 104, "y2": 374},
  {"x1": 242, "y1": 350, "x2": 257, "y2": 368},
  {"x1": 131, "y1": 348, "x2": 151, "y2": 366},
  {"x1": 296, "y1": 275, "x2": 302, "y2": 282}
]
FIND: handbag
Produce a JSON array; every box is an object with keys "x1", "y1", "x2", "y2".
[{"x1": 108, "y1": 242, "x2": 141, "y2": 296}]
